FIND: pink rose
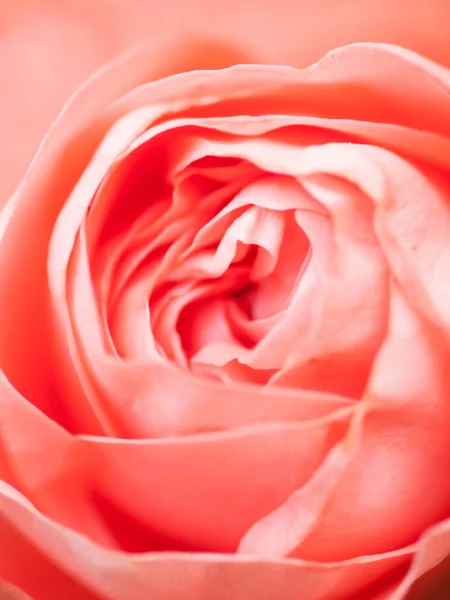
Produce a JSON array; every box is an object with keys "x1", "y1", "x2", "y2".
[{"x1": 1, "y1": 16, "x2": 450, "y2": 600}]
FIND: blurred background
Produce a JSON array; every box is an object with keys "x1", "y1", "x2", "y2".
[{"x1": 0, "y1": 0, "x2": 449, "y2": 204}]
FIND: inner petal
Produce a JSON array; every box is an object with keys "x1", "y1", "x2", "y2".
[{"x1": 143, "y1": 172, "x2": 316, "y2": 382}]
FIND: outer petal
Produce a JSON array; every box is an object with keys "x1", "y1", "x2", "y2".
[
  {"x1": 0, "y1": 479, "x2": 412, "y2": 600},
  {"x1": 80, "y1": 411, "x2": 350, "y2": 553},
  {"x1": 1, "y1": 346, "x2": 445, "y2": 599},
  {"x1": 393, "y1": 520, "x2": 450, "y2": 599},
  {"x1": 239, "y1": 282, "x2": 450, "y2": 563},
  {"x1": 0, "y1": 358, "x2": 351, "y2": 551},
  {"x1": 0, "y1": 372, "x2": 117, "y2": 548},
  {"x1": 1, "y1": 0, "x2": 450, "y2": 204}
]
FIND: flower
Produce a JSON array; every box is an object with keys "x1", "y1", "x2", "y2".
[{"x1": 0, "y1": 38, "x2": 450, "y2": 600}]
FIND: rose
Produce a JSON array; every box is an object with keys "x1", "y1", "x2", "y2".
[{"x1": 1, "y1": 35, "x2": 450, "y2": 600}]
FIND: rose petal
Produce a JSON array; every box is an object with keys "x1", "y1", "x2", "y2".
[
  {"x1": 393, "y1": 519, "x2": 450, "y2": 599},
  {"x1": 239, "y1": 283, "x2": 450, "y2": 562},
  {"x1": 0, "y1": 378, "x2": 441, "y2": 598},
  {"x1": 0, "y1": 580, "x2": 34, "y2": 600},
  {"x1": 0, "y1": 478, "x2": 412, "y2": 600},
  {"x1": 83, "y1": 409, "x2": 350, "y2": 553},
  {"x1": 0, "y1": 372, "x2": 117, "y2": 548}
]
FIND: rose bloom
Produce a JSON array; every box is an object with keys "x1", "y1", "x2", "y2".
[{"x1": 1, "y1": 8, "x2": 450, "y2": 600}]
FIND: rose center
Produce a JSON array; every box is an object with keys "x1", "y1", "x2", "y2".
[{"x1": 148, "y1": 192, "x2": 311, "y2": 385}]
